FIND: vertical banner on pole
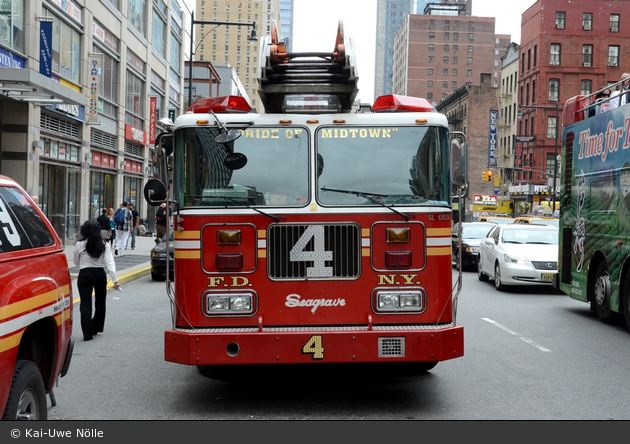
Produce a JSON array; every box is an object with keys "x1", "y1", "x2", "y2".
[
  {"x1": 149, "y1": 96, "x2": 157, "y2": 145},
  {"x1": 87, "y1": 54, "x2": 102, "y2": 124},
  {"x1": 39, "y1": 21, "x2": 52, "y2": 78}
]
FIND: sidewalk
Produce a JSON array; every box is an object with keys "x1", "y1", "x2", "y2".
[{"x1": 65, "y1": 232, "x2": 157, "y2": 289}]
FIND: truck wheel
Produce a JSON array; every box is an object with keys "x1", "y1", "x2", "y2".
[
  {"x1": 2, "y1": 360, "x2": 47, "y2": 420},
  {"x1": 593, "y1": 261, "x2": 616, "y2": 324}
]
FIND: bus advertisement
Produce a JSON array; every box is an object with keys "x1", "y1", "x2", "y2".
[{"x1": 556, "y1": 78, "x2": 630, "y2": 330}]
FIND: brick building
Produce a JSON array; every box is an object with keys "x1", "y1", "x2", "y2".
[
  {"x1": 515, "y1": 0, "x2": 630, "y2": 212},
  {"x1": 392, "y1": 13, "x2": 510, "y2": 104},
  {"x1": 437, "y1": 73, "x2": 498, "y2": 220}
]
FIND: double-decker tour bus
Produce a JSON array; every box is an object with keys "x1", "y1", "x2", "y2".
[
  {"x1": 145, "y1": 22, "x2": 466, "y2": 377},
  {"x1": 556, "y1": 77, "x2": 630, "y2": 331}
]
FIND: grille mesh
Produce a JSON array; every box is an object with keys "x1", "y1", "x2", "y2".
[
  {"x1": 267, "y1": 224, "x2": 360, "y2": 279},
  {"x1": 378, "y1": 337, "x2": 406, "y2": 357},
  {"x1": 531, "y1": 261, "x2": 558, "y2": 271}
]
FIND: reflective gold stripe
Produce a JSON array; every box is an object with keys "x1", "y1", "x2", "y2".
[
  {"x1": 362, "y1": 248, "x2": 370, "y2": 256},
  {"x1": 258, "y1": 230, "x2": 266, "y2": 238},
  {"x1": 427, "y1": 227, "x2": 451, "y2": 236},
  {"x1": 174, "y1": 231, "x2": 199, "y2": 240},
  {"x1": 0, "y1": 285, "x2": 69, "y2": 322},
  {"x1": 0, "y1": 331, "x2": 22, "y2": 354},
  {"x1": 175, "y1": 250, "x2": 201, "y2": 259},
  {"x1": 362, "y1": 228, "x2": 370, "y2": 237},
  {"x1": 427, "y1": 247, "x2": 451, "y2": 256}
]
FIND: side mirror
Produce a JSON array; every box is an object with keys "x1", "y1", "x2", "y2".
[{"x1": 144, "y1": 179, "x2": 167, "y2": 206}]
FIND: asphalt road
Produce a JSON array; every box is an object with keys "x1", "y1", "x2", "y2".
[{"x1": 47, "y1": 269, "x2": 630, "y2": 420}]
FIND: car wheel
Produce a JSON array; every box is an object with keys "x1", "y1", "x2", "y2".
[
  {"x1": 477, "y1": 260, "x2": 489, "y2": 281},
  {"x1": 593, "y1": 261, "x2": 616, "y2": 324},
  {"x1": 2, "y1": 360, "x2": 47, "y2": 420},
  {"x1": 494, "y1": 261, "x2": 505, "y2": 291}
]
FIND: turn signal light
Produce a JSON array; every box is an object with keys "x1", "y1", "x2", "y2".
[
  {"x1": 217, "y1": 229, "x2": 242, "y2": 245},
  {"x1": 386, "y1": 227, "x2": 410, "y2": 243}
]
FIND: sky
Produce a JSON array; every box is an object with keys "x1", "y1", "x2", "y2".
[{"x1": 292, "y1": 0, "x2": 539, "y2": 103}]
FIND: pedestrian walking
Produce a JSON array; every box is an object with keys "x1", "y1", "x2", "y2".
[
  {"x1": 155, "y1": 202, "x2": 171, "y2": 240},
  {"x1": 96, "y1": 208, "x2": 111, "y2": 241},
  {"x1": 128, "y1": 203, "x2": 139, "y2": 250},
  {"x1": 114, "y1": 201, "x2": 133, "y2": 256},
  {"x1": 108, "y1": 207, "x2": 116, "y2": 247},
  {"x1": 73, "y1": 220, "x2": 119, "y2": 341}
]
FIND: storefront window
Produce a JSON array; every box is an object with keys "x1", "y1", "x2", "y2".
[
  {"x1": 126, "y1": 70, "x2": 145, "y2": 128},
  {"x1": 0, "y1": 0, "x2": 24, "y2": 53}
]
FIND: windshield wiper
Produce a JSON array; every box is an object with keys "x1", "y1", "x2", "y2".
[
  {"x1": 321, "y1": 187, "x2": 413, "y2": 221},
  {"x1": 189, "y1": 194, "x2": 284, "y2": 222}
]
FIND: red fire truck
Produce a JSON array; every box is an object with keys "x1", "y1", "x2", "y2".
[{"x1": 145, "y1": 22, "x2": 465, "y2": 377}]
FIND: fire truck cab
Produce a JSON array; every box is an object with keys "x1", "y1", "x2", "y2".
[{"x1": 146, "y1": 22, "x2": 466, "y2": 377}]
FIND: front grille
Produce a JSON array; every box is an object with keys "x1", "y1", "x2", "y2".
[
  {"x1": 378, "y1": 337, "x2": 405, "y2": 357},
  {"x1": 531, "y1": 261, "x2": 558, "y2": 271},
  {"x1": 267, "y1": 223, "x2": 360, "y2": 279}
]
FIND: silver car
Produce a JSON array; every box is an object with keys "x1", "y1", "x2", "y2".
[{"x1": 477, "y1": 224, "x2": 558, "y2": 291}]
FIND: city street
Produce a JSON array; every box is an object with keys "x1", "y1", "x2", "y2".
[{"x1": 48, "y1": 269, "x2": 630, "y2": 420}]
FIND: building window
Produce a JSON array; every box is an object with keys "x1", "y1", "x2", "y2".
[
  {"x1": 610, "y1": 14, "x2": 620, "y2": 32},
  {"x1": 452, "y1": 81, "x2": 457, "y2": 89},
  {"x1": 443, "y1": 69, "x2": 448, "y2": 76},
  {"x1": 452, "y1": 57, "x2": 458, "y2": 65},
  {"x1": 428, "y1": 68, "x2": 434, "y2": 75},
  {"x1": 533, "y1": 45, "x2": 538, "y2": 66},
  {"x1": 442, "y1": 81, "x2": 448, "y2": 88},
  {"x1": 444, "y1": 32, "x2": 449, "y2": 41},
  {"x1": 468, "y1": 45, "x2": 473, "y2": 54},
  {"x1": 580, "y1": 79, "x2": 592, "y2": 96},
  {"x1": 583, "y1": 13, "x2": 593, "y2": 30},
  {"x1": 170, "y1": 29, "x2": 182, "y2": 85},
  {"x1": 452, "y1": 69, "x2": 457, "y2": 76},
  {"x1": 93, "y1": 45, "x2": 119, "y2": 119},
  {"x1": 444, "y1": 44, "x2": 449, "y2": 52},
  {"x1": 468, "y1": 33, "x2": 474, "y2": 42},
  {"x1": 152, "y1": 7, "x2": 167, "y2": 58},
  {"x1": 550, "y1": 44, "x2": 561, "y2": 65},
  {"x1": 532, "y1": 80, "x2": 536, "y2": 103},
  {"x1": 428, "y1": 81, "x2": 433, "y2": 88},
  {"x1": 467, "y1": 57, "x2": 473, "y2": 65},
  {"x1": 453, "y1": 32, "x2": 459, "y2": 41},
  {"x1": 608, "y1": 45, "x2": 620, "y2": 66},
  {"x1": 0, "y1": 0, "x2": 24, "y2": 53},
  {"x1": 43, "y1": 8, "x2": 81, "y2": 85},
  {"x1": 429, "y1": 44, "x2": 434, "y2": 51},
  {"x1": 429, "y1": 32, "x2": 435, "y2": 39},
  {"x1": 128, "y1": 0, "x2": 147, "y2": 36},
  {"x1": 428, "y1": 56, "x2": 434, "y2": 63},
  {"x1": 453, "y1": 45, "x2": 458, "y2": 53},
  {"x1": 443, "y1": 57, "x2": 449, "y2": 64},
  {"x1": 427, "y1": 93, "x2": 433, "y2": 100},
  {"x1": 549, "y1": 78, "x2": 560, "y2": 102},
  {"x1": 555, "y1": 11, "x2": 566, "y2": 29},
  {"x1": 582, "y1": 45, "x2": 593, "y2": 66},
  {"x1": 547, "y1": 116, "x2": 558, "y2": 139},
  {"x1": 466, "y1": 70, "x2": 472, "y2": 77}
]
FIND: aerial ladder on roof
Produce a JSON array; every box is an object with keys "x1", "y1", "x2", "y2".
[{"x1": 257, "y1": 21, "x2": 359, "y2": 113}]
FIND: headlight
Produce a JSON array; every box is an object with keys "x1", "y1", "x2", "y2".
[
  {"x1": 375, "y1": 290, "x2": 424, "y2": 313},
  {"x1": 204, "y1": 292, "x2": 255, "y2": 315},
  {"x1": 503, "y1": 254, "x2": 528, "y2": 266}
]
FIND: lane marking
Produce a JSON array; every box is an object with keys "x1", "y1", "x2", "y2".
[{"x1": 482, "y1": 317, "x2": 551, "y2": 352}]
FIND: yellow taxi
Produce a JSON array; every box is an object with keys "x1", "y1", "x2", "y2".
[
  {"x1": 477, "y1": 215, "x2": 515, "y2": 224},
  {"x1": 513, "y1": 216, "x2": 559, "y2": 228}
]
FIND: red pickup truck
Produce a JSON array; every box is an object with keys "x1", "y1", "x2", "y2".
[{"x1": 0, "y1": 175, "x2": 73, "y2": 420}]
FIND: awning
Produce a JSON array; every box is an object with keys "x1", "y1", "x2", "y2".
[{"x1": 0, "y1": 67, "x2": 85, "y2": 106}]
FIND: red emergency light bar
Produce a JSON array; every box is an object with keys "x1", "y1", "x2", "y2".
[
  {"x1": 372, "y1": 95, "x2": 434, "y2": 113},
  {"x1": 188, "y1": 95, "x2": 253, "y2": 113}
]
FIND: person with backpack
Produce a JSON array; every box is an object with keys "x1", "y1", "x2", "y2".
[{"x1": 114, "y1": 201, "x2": 132, "y2": 256}]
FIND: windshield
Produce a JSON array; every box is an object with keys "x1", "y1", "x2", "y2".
[
  {"x1": 316, "y1": 125, "x2": 450, "y2": 205},
  {"x1": 174, "y1": 126, "x2": 309, "y2": 207}
]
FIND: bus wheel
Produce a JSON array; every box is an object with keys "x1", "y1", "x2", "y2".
[
  {"x1": 593, "y1": 261, "x2": 615, "y2": 324},
  {"x1": 622, "y1": 272, "x2": 630, "y2": 332}
]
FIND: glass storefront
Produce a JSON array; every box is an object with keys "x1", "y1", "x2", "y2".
[{"x1": 39, "y1": 164, "x2": 80, "y2": 243}]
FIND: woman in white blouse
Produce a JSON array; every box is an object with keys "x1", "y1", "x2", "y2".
[{"x1": 73, "y1": 220, "x2": 120, "y2": 341}]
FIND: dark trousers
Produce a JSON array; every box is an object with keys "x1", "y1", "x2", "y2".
[{"x1": 77, "y1": 267, "x2": 107, "y2": 340}]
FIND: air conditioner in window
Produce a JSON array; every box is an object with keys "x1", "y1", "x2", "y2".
[
  {"x1": 557, "y1": 23, "x2": 565, "y2": 29},
  {"x1": 550, "y1": 60, "x2": 560, "y2": 65},
  {"x1": 611, "y1": 62, "x2": 619, "y2": 67},
  {"x1": 583, "y1": 62, "x2": 591, "y2": 67},
  {"x1": 611, "y1": 25, "x2": 619, "y2": 32},
  {"x1": 583, "y1": 25, "x2": 592, "y2": 30}
]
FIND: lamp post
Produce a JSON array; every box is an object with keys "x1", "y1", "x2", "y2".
[
  {"x1": 517, "y1": 100, "x2": 560, "y2": 212},
  {"x1": 188, "y1": 11, "x2": 257, "y2": 108}
]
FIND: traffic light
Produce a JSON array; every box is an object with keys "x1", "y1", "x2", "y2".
[
  {"x1": 487, "y1": 170, "x2": 493, "y2": 182},
  {"x1": 482, "y1": 171, "x2": 488, "y2": 181}
]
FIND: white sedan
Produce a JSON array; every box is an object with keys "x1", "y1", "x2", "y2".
[{"x1": 477, "y1": 224, "x2": 558, "y2": 291}]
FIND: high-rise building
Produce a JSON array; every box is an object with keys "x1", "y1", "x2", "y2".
[
  {"x1": 279, "y1": 0, "x2": 294, "y2": 52},
  {"x1": 374, "y1": 0, "x2": 418, "y2": 98},
  {"x1": 392, "y1": 13, "x2": 510, "y2": 104},
  {"x1": 193, "y1": 0, "x2": 280, "y2": 112}
]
